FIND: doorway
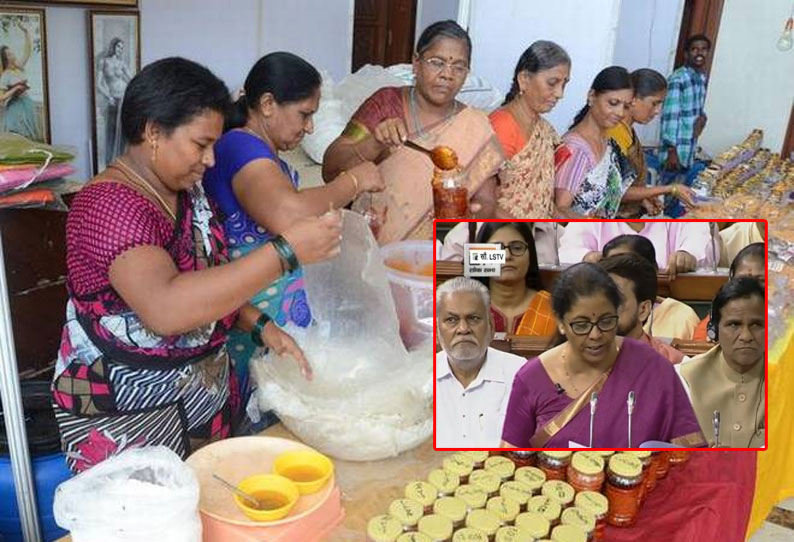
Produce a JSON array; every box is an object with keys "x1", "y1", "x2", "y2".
[
  {"x1": 352, "y1": 0, "x2": 417, "y2": 72},
  {"x1": 673, "y1": 0, "x2": 725, "y2": 76}
]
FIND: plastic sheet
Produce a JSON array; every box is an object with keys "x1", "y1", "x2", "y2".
[{"x1": 252, "y1": 211, "x2": 433, "y2": 461}]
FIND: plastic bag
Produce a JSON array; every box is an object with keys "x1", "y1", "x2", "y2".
[
  {"x1": 251, "y1": 211, "x2": 433, "y2": 461},
  {"x1": 53, "y1": 446, "x2": 201, "y2": 542}
]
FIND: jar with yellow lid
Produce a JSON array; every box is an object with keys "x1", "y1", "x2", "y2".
[
  {"x1": 433, "y1": 497, "x2": 467, "y2": 529},
  {"x1": 429, "y1": 468, "x2": 461, "y2": 497},
  {"x1": 368, "y1": 514, "x2": 404, "y2": 542},
  {"x1": 505, "y1": 451, "x2": 537, "y2": 468},
  {"x1": 605, "y1": 454, "x2": 643, "y2": 527},
  {"x1": 462, "y1": 451, "x2": 490, "y2": 469},
  {"x1": 514, "y1": 511, "x2": 550, "y2": 539},
  {"x1": 626, "y1": 451, "x2": 652, "y2": 505},
  {"x1": 560, "y1": 507, "x2": 595, "y2": 541},
  {"x1": 417, "y1": 514, "x2": 454, "y2": 542},
  {"x1": 444, "y1": 454, "x2": 475, "y2": 484},
  {"x1": 485, "y1": 455, "x2": 516, "y2": 482},
  {"x1": 541, "y1": 480, "x2": 575, "y2": 509},
  {"x1": 499, "y1": 481, "x2": 533, "y2": 511},
  {"x1": 406, "y1": 480, "x2": 439, "y2": 514},
  {"x1": 566, "y1": 452, "x2": 605, "y2": 493},
  {"x1": 495, "y1": 525, "x2": 535, "y2": 542},
  {"x1": 655, "y1": 450, "x2": 671, "y2": 479},
  {"x1": 574, "y1": 492, "x2": 608, "y2": 542},
  {"x1": 470, "y1": 469, "x2": 502, "y2": 497},
  {"x1": 514, "y1": 466, "x2": 546, "y2": 495},
  {"x1": 452, "y1": 528, "x2": 488, "y2": 542},
  {"x1": 538, "y1": 451, "x2": 572, "y2": 481},
  {"x1": 465, "y1": 509, "x2": 502, "y2": 541},
  {"x1": 486, "y1": 496, "x2": 521, "y2": 525},
  {"x1": 550, "y1": 524, "x2": 587, "y2": 542},
  {"x1": 398, "y1": 533, "x2": 432, "y2": 542},
  {"x1": 526, "y1": 495, "x2": 562, "y2": 526},
  {"x1": 668, "y1": 449, "x2": 690, "y2": 465},
  {"x1": 389, "y1": 498, "x2": 424, "y2": 531},
  {"x1": 454, "y1": 484, "x2": 488, "y2": 511}
]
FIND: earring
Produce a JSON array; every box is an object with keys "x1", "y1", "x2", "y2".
[
  {"x1": 150, "y1": 139, "x2": 158, "y2": 163},
  {"x1": 519, "y1": 89, "x2": 525, "y2": 96}
]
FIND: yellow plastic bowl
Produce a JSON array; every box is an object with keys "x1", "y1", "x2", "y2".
[
  {"x1": 273, "y1": 449, "x2": 334, "y2": 495},
  {"x1": 233, "y1": 474, "x2": 300, "y2": 522}
]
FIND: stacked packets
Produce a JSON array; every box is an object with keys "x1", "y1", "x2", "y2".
[{"x1": 0, "y1": 132, "x2": 76, "y2": 208}]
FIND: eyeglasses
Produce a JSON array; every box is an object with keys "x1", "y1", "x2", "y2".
[
  {"x1": 422, "y1": 57, "x2": 469, "y2": 78},
  {"x1": 566, "y1": 315, "x2": 619, "y2": 336},
  {"x1": 496, "y1": 241, "x2": 529, "y2": 257}
]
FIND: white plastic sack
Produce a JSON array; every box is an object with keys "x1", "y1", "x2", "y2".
[
  {"x1": 251, "y1": 211, "x2": 433, "y2": 461},
  {"x1": 300, "y1": 64, "x2": 505, "y2": 164},
  {"x1": 54, "y1": 446, "x2": 201, "y2": 542}
]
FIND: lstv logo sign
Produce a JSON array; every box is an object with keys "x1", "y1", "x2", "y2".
[{"x1": 464, "y1": 243, "x2": 506, "y2": 277}]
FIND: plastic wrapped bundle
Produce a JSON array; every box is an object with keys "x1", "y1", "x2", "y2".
[{"x1": 252, "y1": 211, "x2": 433, "y2": 461}]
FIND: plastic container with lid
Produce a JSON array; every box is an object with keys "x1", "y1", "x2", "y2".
[
  {"x1": 499, "y1": 481, "x2": 533, "y2": 511},
  {"x1": 626, "y1": 451, "x2": 652, "y2": 505},
  {"x1": 605, "y1": 454, "x2": 643, "y2": 527},
  {"x1": 560, "y1": 507, "x2": 596, "y2": 541},
  {"x1": 433, "y1": 497, "x2": 467, "y2": 529},
  {"x1": 368, "y1": 514, "x2": 404, "y2": 542},
  {"x1": 470, "y1": 469, "x2": 502, "y2": 497},
  {"x1": 452, "y1": 527, "x2": 489, "y2": 542},
  {"x1": 668, "y1": 449, "x2": 690, "y2": 465},
  {"x1": 550, "y1": 524, "x2": 587, "y2": 542},
  {"x1": 417, "y1": 514, "x2": 454, "y2": 542},
  {"x1": 444, "y1": 454, "x2": 475, "y2": 484},
  {"x1": 466, "y1": 508, "x2": 502, "y2": 540},
  {"x1": 566, "y1": 452, "x2": 605, "y2": 493},
  {"x1": 574, "y1": 492, "x2": 608, "y2": 542},
  {"x1": 514, "y1": 466, "x2": 546, "y2": 495},
  {"x1": 398, "y1": 532, "x2": 433, "y2": 542},
  {"x1": 406, "y1": 480, "x2": 438, "y2": 514},
  {"x1": 486, "y1": 496, "x2": 521, "y2": 525},
  {"x1": 514, "y1": 511, "x2": 550, "y2": 539},
  {"x1": 462, "y1": 451, "x2": 490, "y2": 469},
  {"x1": 389, "y1": 498, "x2": 425, "y2": 531},
  {"x1": 485, "y1": 456, "x2": 516, "y2": 482},
  {"x1": 526, "y1": 495, "x2": 562, "y2": 525},
  {"x1": 505, "y1": 451, "x2": 537, "y2": 469},
  {"x1": 655, "y1": 450, "x2": 671, "y2": 479},
  {"x1": 541, "y1": 480, "x2": 575, "y2": 508},
  {"x1": 454, "y1": 484, "x2": 488, "y2": 511},
  {"x1": 495, "y1": 525, "x2": 535, "y2": 542},
  {"x1": 538, "y1": 452, "x2": 572, "y2": 481},
  {"x1": 428, "y1": 468, "x2": 461, "y2": 497}
]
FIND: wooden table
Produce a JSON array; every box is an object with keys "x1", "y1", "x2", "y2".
[
  {"x1": 436, "y1": 262, "x2": 729, "y2": 302},
  {"x1": 498, "y1": 335, "x2": 712, "y2": 359}
]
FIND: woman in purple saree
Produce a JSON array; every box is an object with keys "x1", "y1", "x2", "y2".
[{"x1": 501, "y1": 263, "x2": 705, "y2": 449}]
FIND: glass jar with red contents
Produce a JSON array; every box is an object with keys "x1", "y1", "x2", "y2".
[
  {"x1": 626, "y1": 451, "x2": 652, "y2": 505},
  {"x1": 645, "y1": 452, "x2": 660, "y2": 493},
  {"x1": 432, "y1": 172, "x2": 468, "y2": 219},
  {"x1": 574, "y1": 492, "x2": 608, "y2": 542},
  {"x1": 566, "y1": 452, "x2": 605, "y2": 493},
  {"x1": 505, "y1": 451, "x2": 537, "y2": 468},
  {"x1": 605, "y1": 453, "x2": 644, "y2": 527},
  {"x1": 668, "y1": 450, "x2": 690, "y2": 465},
  {"x1": 655, "y1": 451, "x2": 671, "y2": 479},
  {"x1": 538, "y1": 451, "x2": 572, "y2": 481}
]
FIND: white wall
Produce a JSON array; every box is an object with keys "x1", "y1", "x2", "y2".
[
  {"x1": 467, "y1": 0, "x2": 623, "y2": 134},
  {"x1": 613, "y1": 0, "x2": 686, "y2": 145},
  {"x1": 416, "y1": 0, "x2": 460, "y2": 43},
  {"x1": 700, "y1": 0, "x2": 794, "y2": 156}
]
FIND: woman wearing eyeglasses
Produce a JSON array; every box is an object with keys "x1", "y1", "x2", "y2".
[
  {"x1": 321, "y1": 20, "x2": 503, "y2": 244},
  {"x1": 501, "y1": 263, "x2": 705, "y2": 448},
  {"x1": 474, "y1": 222, "x2": 554, "y2": 336}
]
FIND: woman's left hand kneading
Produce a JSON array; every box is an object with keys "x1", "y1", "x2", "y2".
[{"x1": 262, "y1": 320, "x2": 313, "y2": 381}]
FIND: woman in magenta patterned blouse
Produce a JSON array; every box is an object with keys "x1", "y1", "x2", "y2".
[{"x1": 51, "y1": 58, "x2": 343, "y2": 472}]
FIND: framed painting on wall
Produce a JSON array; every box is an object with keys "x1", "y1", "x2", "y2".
[
  {"x1": 89, "y1": 10, "x2": 139, "y2": 174},
  {"x1": 35, "y1": 1, "x2": 139, "y2": 6},
  {"x1": 0, "y1": 6, "x2": 49, "y2": 143}
]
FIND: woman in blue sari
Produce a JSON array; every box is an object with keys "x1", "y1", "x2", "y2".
[{"x1": 203, "y1": 52, "x2": 384, "y2": 428}]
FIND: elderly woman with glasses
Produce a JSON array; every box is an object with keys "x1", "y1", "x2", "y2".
[
  {"x1": 322, "y1": 20, "x2": 503, "y2": 244},
  {"x1": 501, "y1": 262, "x2": 705, "y2": 448},
  {"x1": 474, "y1": 222, "x2": 554, "y2": 336}
]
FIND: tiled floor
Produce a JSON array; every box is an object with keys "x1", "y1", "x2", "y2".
[{"x1": 749, "y1": 498, "x2": 794, "y2": 541}]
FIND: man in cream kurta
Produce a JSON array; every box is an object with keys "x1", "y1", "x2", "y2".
[{"x1": 435, "y1": 276, "x2": 527, "y2": 448}]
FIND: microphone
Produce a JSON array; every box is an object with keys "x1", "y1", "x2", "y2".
[{"x1": 555, "y1": 383, "x2": 565, "y2": 395}]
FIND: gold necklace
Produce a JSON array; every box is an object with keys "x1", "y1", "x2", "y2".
[{"x1": 110, "y1": 158, "x2": 177, "y2": 221}]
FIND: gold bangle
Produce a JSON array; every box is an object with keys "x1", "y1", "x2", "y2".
[
  {"x1": 344, "y1": 170, "x2": 359, "y2": 195},
  {"x1": 671, "y1": 185, "x2": 678, "y2": 198}
]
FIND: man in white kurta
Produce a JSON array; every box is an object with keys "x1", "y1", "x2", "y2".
[{"x1": 435, "y1": 277, "x2": 527, "y2": 448}]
